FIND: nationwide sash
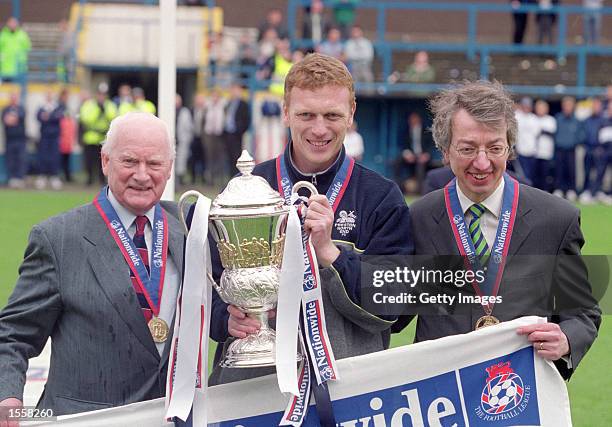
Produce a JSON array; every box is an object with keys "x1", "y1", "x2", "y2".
[
  {"x1": 276, "y1": 153, "x2": 353, "y2": 426},
  {"x1": 93, "y1": 187, "x2": 168, "y2": 316},
  {"x1": 443, "y1": 173, "x2": 519, "y2": 317},
  {"x1": 166, "y1": 193, "x2": 213, "y2": 424}
]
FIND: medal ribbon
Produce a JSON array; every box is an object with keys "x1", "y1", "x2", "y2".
[
  {"x1": 444, "y1": 173, "x2": 519, "y2": 312},
  {"x1": 276, "y1": 153, "x2": 352, "y2": 426},
  {"x1": 276, "y1": 153, "x2": 354, "y2": 212},
  {"x1": 93, "y1": 187, "x2": 167, "y2": 315}
]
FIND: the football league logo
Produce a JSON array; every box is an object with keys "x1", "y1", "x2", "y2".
[{"x1": 480, "y1": 362, "x2": 524, "y2": 415}]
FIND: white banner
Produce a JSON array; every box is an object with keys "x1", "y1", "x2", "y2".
[{"x1": 33, "y1": 316, "x2": 571, "y2": 426}]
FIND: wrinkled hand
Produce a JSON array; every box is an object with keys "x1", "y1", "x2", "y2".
[
  {"x1": 304, "y1": 195, "x2": 340, "y2": 267},
  {"x1": 0, "y1": 397, "x2": 22, "y2": 427},
  {"x1": 517, "y1": 322, "x2": 570, "y2": 361},
  {"x1": 227, "y1": 305, "x2": 275, "y2": 339}
]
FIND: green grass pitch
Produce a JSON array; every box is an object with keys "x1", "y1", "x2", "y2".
[{"x1": 0, "y1": 188, "x2": 610, "y2": 425}]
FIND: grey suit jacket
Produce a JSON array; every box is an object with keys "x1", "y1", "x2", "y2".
[
  {"x1": 0, "y1": 201, "x2": 184, "y2": 415},
  {"x1": 395, "y1": 184, "x2": 601, "y2": 379}
]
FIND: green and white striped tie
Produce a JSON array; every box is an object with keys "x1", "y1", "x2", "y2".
[{"x1": 468, "y1": 204, "x2": 491, "y2": 266}]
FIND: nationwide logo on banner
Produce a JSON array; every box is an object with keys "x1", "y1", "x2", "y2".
[{"x1": 215, "y1": 347, "x2": 540, "y2": 426}]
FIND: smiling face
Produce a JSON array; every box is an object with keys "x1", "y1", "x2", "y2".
[
  {"x1": 445, "y1": 109, "x2": 509, "y2": 203},
  {"x1": 102, "y1": 116, "x2": 172, "y2": 215},
  {"x1": 284, "y1": 85, "x2": 355, "y2": 173}
]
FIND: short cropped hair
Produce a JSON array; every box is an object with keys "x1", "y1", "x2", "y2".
[
  {"x1": 284, "y1": 53, "x2": 355, "y2": 108},
  {"x1": 429, "y1": 80, "x2": 517, "y2": 156},
  {"x1": 103, "y1": 112, "x2": 175, "y2": 160}
]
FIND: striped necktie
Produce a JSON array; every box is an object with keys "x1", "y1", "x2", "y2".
[
  {"x1": 468, "y1": 204, "x2": 491, "y2": 266},
  {"x1": 131, "y1": 215, "x2": 152, "y2": 322}
]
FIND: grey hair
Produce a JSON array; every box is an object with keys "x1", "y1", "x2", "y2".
[
  {"x1": 102, "y1": 112, "x2": 176, "y2": 160},
  {"x1": 429, "y1": 80, "x2": 517, "y2": 157}
]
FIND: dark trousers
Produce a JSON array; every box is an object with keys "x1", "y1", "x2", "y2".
[
  {"x1": 518, "y1": 155, "x2": 537, "y2": 182},
  {"x1": 203, "y1": 133, "x2": 227, "y2": 186},
  {"x1": 188, "y1": 136, "x2": 206, "y2": 184},
  {"x1": 584, "y1": 145, "x2": 609, "y2": 194},
  {"x1": 38, "y1": 137, "x2": 60, "y2": 176},
  {"x1": 83, "y1": 144, "x2": 105, "y2": 185},
  {"x1": 513, "y1": 12, "x2": 529, "y2": 44},
  {"x1": 533, "y1": 158, "x2": 553, "y2": 192},
  {"x1": 224, "y1": 132, "x2": 244, "y2": 176},
  {"x1": 536, "y1": 14, "x2": 555, "y2": 44},
  {"x1": 5, "y1": 140, "x2": 27, "y2": 179},
  {"x1": 61, "y1": 153, "x2": 72, "y2": 182},
  {"x1": 554, "y1": 147, "x2": 576, "y2": 192}
]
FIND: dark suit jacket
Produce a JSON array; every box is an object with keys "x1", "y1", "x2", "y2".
[
  {"x1": 224, "y1": 98, "x2": 250, "y2": 137},
  {"x1": 0, "y1": 201, "x2": 184, "y2": 415},
  {"x1": 395, "y1": 184, "x2": 601, "y2": 379}
]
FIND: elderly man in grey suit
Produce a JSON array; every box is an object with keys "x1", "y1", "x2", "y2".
[
  {"x1": 0, "y1": 112, "x2": 183, "y2": 422},
  {"x1": 393, "y1": 81, "x2": 601, "y2": 380}
]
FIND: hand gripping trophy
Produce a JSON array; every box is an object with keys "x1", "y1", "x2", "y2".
[{"x1": 179, "y1": 151, "x2": 301, "y2": 368}]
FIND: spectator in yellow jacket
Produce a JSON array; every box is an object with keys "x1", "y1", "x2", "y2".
[{"x1": 0, "y1": 17, "x2": 31, "y2": 80}]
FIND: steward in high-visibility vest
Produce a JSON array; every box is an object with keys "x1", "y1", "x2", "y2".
[
  {"x1": 268, "y1": 44, "x2": 293, "y2": 97},
  {"x1": 119, "y1": 87, "x2": 156, "y2": 115},
  {"x1": 79, "y1": 95, "x2": 117, "y2": 146},
  {"x1": 79, "y1": 86, "x2": 117, "y2": 185}
]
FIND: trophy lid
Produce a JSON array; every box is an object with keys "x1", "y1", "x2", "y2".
[{"x1": 210, "y1": 150, "x2": 288, "y2": 218}]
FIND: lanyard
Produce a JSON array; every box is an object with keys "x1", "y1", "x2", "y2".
[
  {"x1": 276, "y1": 152, "x2": 354, "y2": 212},
  {"x1": 93, "y1": 187, "x2": 168, "y2": 314},
  {"x1": 444, "y1": 173, "x2": 519, "y2": 311}
]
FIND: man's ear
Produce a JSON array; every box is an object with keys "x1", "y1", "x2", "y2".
[
  {"x1": 442, "y1": 150, "x2": 450, "y2": 165},
  {"x1": 101, "y1": 152, "x2": 110, "y2": 176},
  {"x1": 348, "y1": 101, "x2": 356, "y2": 127},
  {"x1": 282, "y1": 101, "x2": 290, "y2": 127}
]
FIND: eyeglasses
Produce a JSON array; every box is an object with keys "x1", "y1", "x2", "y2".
[{"x1": 453, "y1": 145, "x2": 509, "y2": 159}]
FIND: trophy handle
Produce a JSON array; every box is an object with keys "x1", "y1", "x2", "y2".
[
  {"x1": 207, "y1": 272, "x2": 222, "y2": 294},
  {"x1": 177, "y1": 190, "x2": 205, "y2": 234},
  {"x1": 291, "y1": 181, "x2": 318, "y2": 196}
]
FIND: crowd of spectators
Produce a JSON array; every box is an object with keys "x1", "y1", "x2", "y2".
[
  {"x1": 2, "y1": 82, "x2": 253, "y2": 191},
  {"x1": 513, "y1": 94, "x2": 612, "y2": 204},
  {"x1": 2, "y1": 3, "x2": 611, "y2": 199}
]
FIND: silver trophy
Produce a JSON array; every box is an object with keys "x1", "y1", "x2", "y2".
[{"x1": 179, "y1": 151, "x2": 301, "y2": 368}]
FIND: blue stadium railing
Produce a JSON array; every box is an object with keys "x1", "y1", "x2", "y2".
[{"x1": 288, "y1": 0, "x2": 612, "y2": 97}]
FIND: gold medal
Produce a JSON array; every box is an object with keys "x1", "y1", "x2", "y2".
[
  {"x1": 475, "y1": 315, "x2": 500, "y2": 330},
  {"x1": 148, "y1": 317, "x2": 169, "y2": 343}
]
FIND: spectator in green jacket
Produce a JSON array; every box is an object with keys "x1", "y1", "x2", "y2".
[{"x1": 0, "y1": 17, "x2": 31, "y2": 80}]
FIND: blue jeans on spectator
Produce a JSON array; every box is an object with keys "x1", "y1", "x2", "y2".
[
  {"x1": 555, "y1": 147, "x2": 576, "y2": 192},
  {"x1": 5, "y1": 140, "x2": 27, "y2": 180}
]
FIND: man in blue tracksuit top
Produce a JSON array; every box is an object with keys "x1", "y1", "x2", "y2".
[
  {"x1": 554, "y1": 96, "x2": 585, "y2": 200},
  {"x1": 209, "y1": 53, "x2": 413, "y2": 385}
]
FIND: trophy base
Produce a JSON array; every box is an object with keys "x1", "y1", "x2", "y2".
[{"x1": 221, "y1": 327, "x2": 301, "y2": 368}]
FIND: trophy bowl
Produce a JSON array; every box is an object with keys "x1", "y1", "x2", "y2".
[{"x1": 180, "y1": 151, "x2": 301, "y2": 368}]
